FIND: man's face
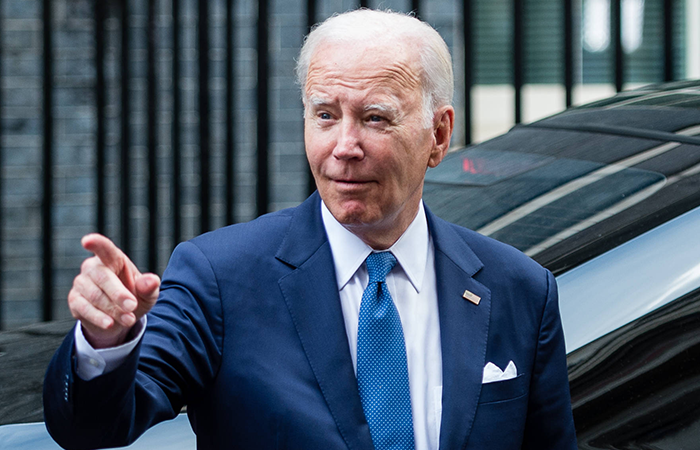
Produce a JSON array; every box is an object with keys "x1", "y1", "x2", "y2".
[{"x1": 304, "y1": 40, "x2": 452, "y2": 247}]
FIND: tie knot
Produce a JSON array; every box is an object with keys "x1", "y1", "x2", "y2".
[{"x1": 366, "y1": 252, "x2": 396, "y2": 284}]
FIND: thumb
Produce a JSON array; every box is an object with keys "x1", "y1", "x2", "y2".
[{"x1": 134, "y1": 273, "x2": 160, "y2": 313}]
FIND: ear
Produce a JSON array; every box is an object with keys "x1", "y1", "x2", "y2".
[{"x1": 428, "y1": 105, "x2": 455, "y2": 168}]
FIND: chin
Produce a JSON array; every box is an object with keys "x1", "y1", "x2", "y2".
[
  {"x1": 334, "y1": 210, "x2": 371, "y2": 227},
  {"x1": 330, "y1": 205, "x2": 377, "y2": 227}
]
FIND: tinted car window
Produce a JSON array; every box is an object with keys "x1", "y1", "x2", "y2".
[
  {"x1": 424, "y1": 148, "x2": 666, "y2": 257},
  {"x1": 557, "y1": 204, "x2": 700, "y2": 352},
  {"x1": 568, "y1": 287, "x2": 700, "y2": 449},
  {"x1": 561, "y1": 205, "x2": 700, "y2": 449}
]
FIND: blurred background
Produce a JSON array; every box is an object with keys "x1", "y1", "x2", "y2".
[{"x1": 0, "y1": 0, "x2": 698, "y2": 330}]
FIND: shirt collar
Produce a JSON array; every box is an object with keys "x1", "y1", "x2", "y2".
[{"x1": 321, "y1": 200, "x2": 429, "y2": 293}]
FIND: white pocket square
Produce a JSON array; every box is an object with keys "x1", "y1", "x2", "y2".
[{"x1": 482, "y1": 360, "x2": 517, "y2": 384}]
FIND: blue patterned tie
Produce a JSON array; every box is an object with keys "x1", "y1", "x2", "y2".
[{"x1": 357, "y1": 252, "x2": 415, "y2": 450}]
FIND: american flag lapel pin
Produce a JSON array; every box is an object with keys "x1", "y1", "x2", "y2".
[{"x1": 462, "y1": 289, "x2": 481, "y2": 305}]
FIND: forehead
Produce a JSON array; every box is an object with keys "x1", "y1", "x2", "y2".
[{"x1": 304, "y1": 40, "x2": 423, "y2": 100}]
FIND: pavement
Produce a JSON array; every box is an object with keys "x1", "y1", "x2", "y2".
[{"x1": 0, "y1": 319, "x2": 75, "y2": 425}]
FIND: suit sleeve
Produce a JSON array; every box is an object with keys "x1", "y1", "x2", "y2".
[
  {"x1": 43, "y1": 241, "x2": 224, "y2": 450},
  {"x1": 522, "y1": 270, "x2": 577, "y2": 449}
]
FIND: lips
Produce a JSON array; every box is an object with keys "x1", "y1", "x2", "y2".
[
  {"x1": 330, "y1": 178, "x2": 374, "y2": 191},
  {"x1": 332, "y1": 175, "x2": 374, "y2": 183},
  {"x1": 335, "y1": 179, "x2": 366, "y2": 184}
]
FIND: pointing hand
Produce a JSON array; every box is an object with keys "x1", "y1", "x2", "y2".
[{"x1": 67, "y1": 234, "x2": 160, "y2": 348}]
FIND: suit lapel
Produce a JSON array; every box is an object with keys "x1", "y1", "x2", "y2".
[
  {"x1": 426, "y1": 208, "x2": 492, "y2": 450},
  {"x1": 276, "y1": 194, "x2": 374, "y2": 450}
]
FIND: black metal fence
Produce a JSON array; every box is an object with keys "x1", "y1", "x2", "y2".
[{"x1": 0, "y1": 0, "x2": 689, "y2": 330}]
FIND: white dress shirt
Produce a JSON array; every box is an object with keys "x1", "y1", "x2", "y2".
[
  {"x1": 75, "y1": 200, "x2": 443, "y2": 450},
  {"x1": 321, "y1": 201, "x2": 443, "y2": 450}
]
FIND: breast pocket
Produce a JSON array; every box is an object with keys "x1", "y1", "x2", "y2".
[{"x1": 478, "y1": 374, "x2": 527, "y2": 404}]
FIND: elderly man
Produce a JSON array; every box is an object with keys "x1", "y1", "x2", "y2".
[{"x1": 44, "y1": 9, "x2": 576, "y2": 450}]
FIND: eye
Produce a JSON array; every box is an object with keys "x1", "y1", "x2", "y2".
[
  {"x1": 368, "y1": 115, "x2": 385, "y2": 123},
  {"x1": 318, "y1": 112, "x2": 332, "y2": 120}
]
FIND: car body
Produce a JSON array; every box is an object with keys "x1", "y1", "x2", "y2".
[
  {"x1": 2, "y1": 81, "x2": 700, "y2": 449},
  {"x1": 0, "y1": 320, "x2": 194, "y2": 448},
  {"x1": 423, "y1": 80, "x2": 700, "y2": 449}
]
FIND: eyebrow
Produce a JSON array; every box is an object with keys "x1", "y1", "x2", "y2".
[
  {"x1": 364, "y1": 103, "x2": 399, "y2": 116},
  {"x1": 306, "y1": 95, "x2": 400, "y2": 117},
  {"x1": 307, "y1": 95, "x2": 332, "y2": 107}
]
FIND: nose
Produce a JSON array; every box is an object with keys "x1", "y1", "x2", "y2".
[{"x1": 332, "y1": 119, "x2": 364, "y2": 160}]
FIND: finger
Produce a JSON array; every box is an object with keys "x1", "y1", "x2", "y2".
[
  {"x1": 82, "y1": 233, "x2": 139, "y2": 280},
  {"x1": 71, "y1": 293, "x2": 135, "y2": 349},
  {"x1": 69, "y1": 290, "x2": 116, "y2": 330},
  {"x1": 134, "y1": 273, "x2": 160, "y2": 314},
  {"x1": 73, "y1": 274, "x2": 136, "y2": 327},
  {"x1": 84, "y1": 263, "x2": 139, "y2": 313}
]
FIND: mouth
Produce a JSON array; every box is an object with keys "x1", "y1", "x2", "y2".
[
  {"x1": 335, "y1": 179, "x2": 366, "y2": 184},
  {"x1": 331, "y1": 178, "x2": 374, "y2": 190}
]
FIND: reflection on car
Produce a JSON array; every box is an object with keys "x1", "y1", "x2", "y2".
[
  {"x1": 0, "y1": 414, "x2": 194, "y2": 450},
  {"x1": 2, "y1": 81, "x2": 700, "y2": 449}
]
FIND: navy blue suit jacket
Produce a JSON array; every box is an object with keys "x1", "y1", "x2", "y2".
[{"x1": 44, "y1": 193, "x2": 576, "y2": 449}]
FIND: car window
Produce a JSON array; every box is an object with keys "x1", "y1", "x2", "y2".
[
  {"x1": 424, "y1": 147, "x2": 666, "y2": 256},
  {"x1": 557, "y1": 204, "x2": 700, "y2": 352},
  {"x1": 568, "y1": 286, "x2": 700, "y2": 449}
]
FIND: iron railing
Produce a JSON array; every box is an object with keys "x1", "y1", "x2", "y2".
[{"x1": 0, "y1": 0, "x2": 688, "y2": 329}]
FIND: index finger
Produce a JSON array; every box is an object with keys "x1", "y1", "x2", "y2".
[{"x1": 81, "y1": 233, "x2": 138, "y2": 278}]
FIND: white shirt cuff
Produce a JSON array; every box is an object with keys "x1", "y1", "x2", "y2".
[{"x1": 74, "y1": 316, "x2": 147, "y2": 380}]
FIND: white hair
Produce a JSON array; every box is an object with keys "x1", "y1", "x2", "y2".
[{"x1": 296, "y1": 9, "x2": 454, "y2": 128}]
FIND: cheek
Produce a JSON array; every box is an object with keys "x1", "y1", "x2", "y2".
[
  {"x1": 393, "y1": 136, "x2": 430, "y2": 170},
  {"x1": 404, "y1": 130, "x2": 433, "y2": 164},
  {"x1": 304, "y1": 129, "x2": 332, "y2": 167}
]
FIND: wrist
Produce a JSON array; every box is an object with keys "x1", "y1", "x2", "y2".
[{"x1": 83, "y1": 325, "x2": 131, "y2": 349}]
